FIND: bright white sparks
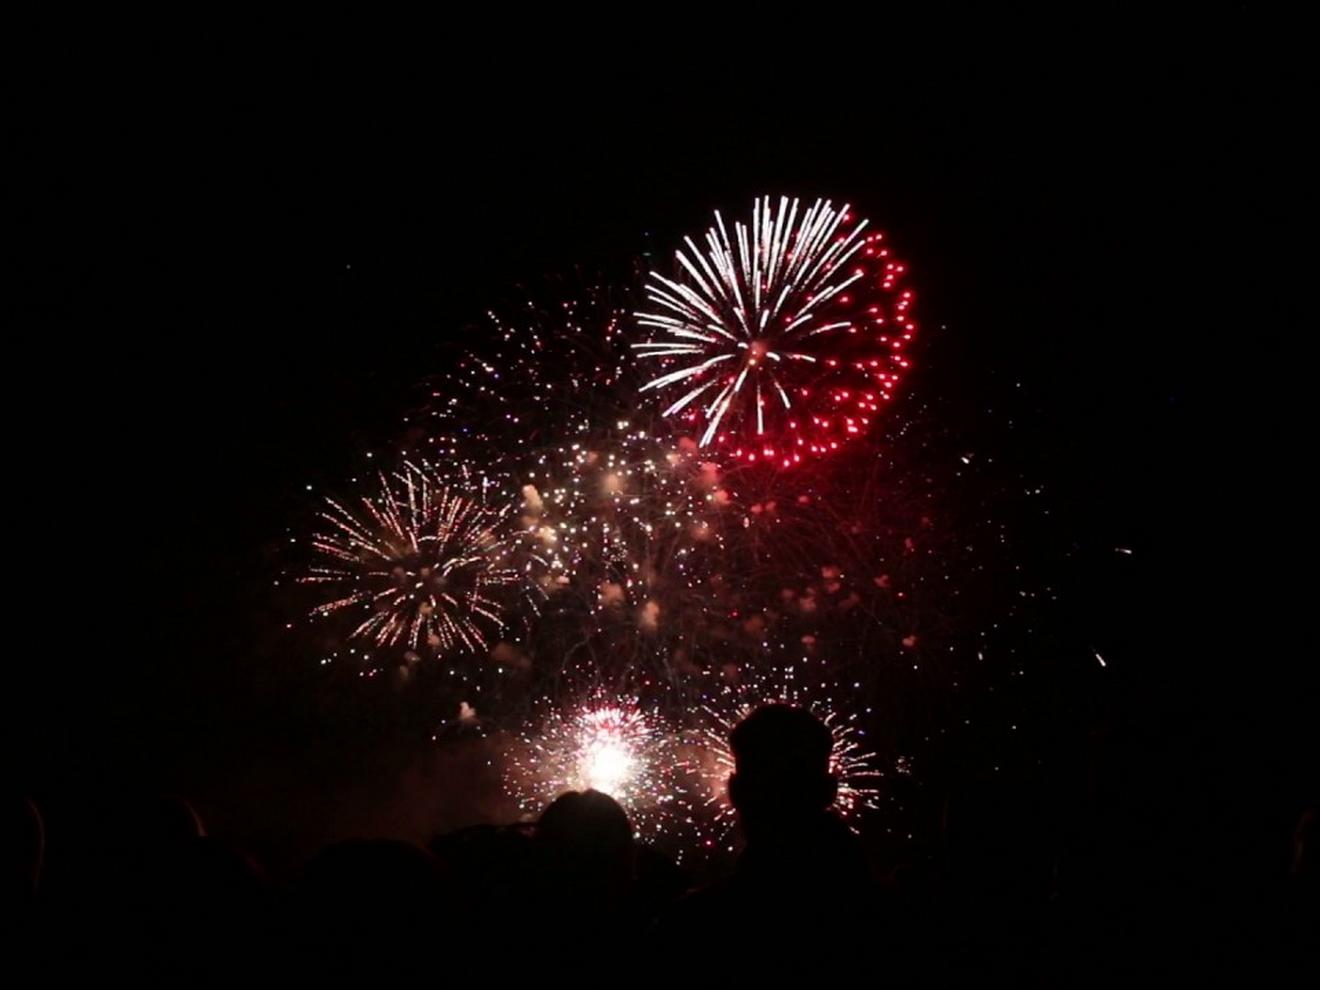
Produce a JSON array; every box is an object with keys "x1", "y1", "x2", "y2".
[
  {"x1": 634, "y1": 196, "x2": 871, "y2": 448},
  {"x1": 303, "y1": 461, "x2": 525, "y2": 655}
]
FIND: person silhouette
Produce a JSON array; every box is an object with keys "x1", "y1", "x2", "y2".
[
  {"x1": 658, "y1": 704, "x2": 878, "y2": 970},
  {"x1": 529, "y1": 790, "x2": 637, "y2": 955}
]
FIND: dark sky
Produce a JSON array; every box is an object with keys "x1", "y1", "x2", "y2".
[{"x1": 15, "y1": 20, "x2": 1311, "y2": 866}]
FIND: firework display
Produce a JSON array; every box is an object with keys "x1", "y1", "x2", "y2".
[
  {"x1": 632, "y1": 196, "x2": 916, "y2": 466},
  {"x1": 288, "y1": 194, "x2": 1047, "y2": 862}
]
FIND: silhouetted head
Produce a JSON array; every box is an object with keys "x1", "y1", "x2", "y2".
[
  {"x1": 537, "y1": 789, "x2": 635, "y2": 877},
  {"x1": 728, "y1": 704, "x2": 837, "y2": 838}
]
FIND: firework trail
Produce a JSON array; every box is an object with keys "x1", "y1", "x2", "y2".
[{"x1": 294, "y1": 201, "x2": 1067, "y2": 867}]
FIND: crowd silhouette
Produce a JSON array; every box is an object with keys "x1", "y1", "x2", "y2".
[{"x1": 10, "y1": 704, "x2": 1317, "y2": 981}]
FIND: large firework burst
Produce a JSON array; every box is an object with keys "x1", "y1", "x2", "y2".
[
  {"x1": 633, "y1": 196, "x2": 916, "y2": 466},
  {"x1": 302, "y1": 460, "x2": 535, "y2": 656}
]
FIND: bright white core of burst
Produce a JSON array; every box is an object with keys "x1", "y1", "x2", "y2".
[{"x1": 579, "y1": 735, "x2": 635, "y2": 795}]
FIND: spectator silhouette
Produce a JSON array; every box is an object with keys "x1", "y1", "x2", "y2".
[
  {"x1": 136, "y1": 836, "x2": 271, "y2": 981},
  {"x1": 429, "y1": 821, "x2": 535, "y2": 915},
  {"x1": 293, "y1": 839, "x2": 450, "y2": 978},
  {"x1": 9, "y1": 795, "x2": 46, "y2": 972},
  {"x1": 1291, "y1": 808, "x2": 1319, "y2": 889},
  {"x1": 1280, "y1": 807, "x2": 1320, "y2": 970},
  {"x1": 658, "y1": 704, "x2": 878, "y2": 970},
  {"x1": 536, "y1": 789, "x2": 635, "y2": 880},
  {"x1": 528, "y1": 789, "x2": 638, "y2": 957},
  {"x1": 9, "y1": 796, "x2": 45, "y2": 913},
  {"x1": 27, "y1": 791, "x2": 276, "y2": 979}
]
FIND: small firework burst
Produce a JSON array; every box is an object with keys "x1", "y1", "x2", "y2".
[
  {"x1": 503, "y1": 694, "x2": 690, "y2": 844},
  {"x1": 302, "y1": 459, "x2": 536, "y2": 656},
  {"x1": 633, "y1": 196, "x2": 916, "y2": 466},
  {"x1": 685, "y1": 667, "x2": 885, "y2": 852}
]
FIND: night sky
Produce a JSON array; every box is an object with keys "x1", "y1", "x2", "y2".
[{"x1": 16, "y1": 20, "x2": 1311, "y2": 879}]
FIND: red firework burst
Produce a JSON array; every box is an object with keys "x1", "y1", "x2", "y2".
[{"x1": 633, "y1": 195, "x2": 916, "y2": 468}]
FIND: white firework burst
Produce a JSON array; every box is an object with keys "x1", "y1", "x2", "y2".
[
  {"x1": 303, "y1": 460, "x2": 532, "y2": 655},
  {"x1": 634, "y1": 195, "x2": 915, "y2": 465}
]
